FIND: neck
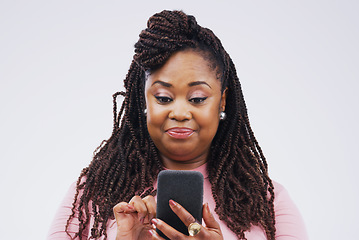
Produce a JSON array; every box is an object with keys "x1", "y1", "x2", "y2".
[{"x1": 160, "y1": 153, "x2": 208, "y2": 170}]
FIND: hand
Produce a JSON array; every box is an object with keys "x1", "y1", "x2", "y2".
[
  {"x1": 113, "y1": 195, "x2": 156, "y2": 240},
  {"x1": 149, "y1": 200, "x2": 223, "y2": 240}
]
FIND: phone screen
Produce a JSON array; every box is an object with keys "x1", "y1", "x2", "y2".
[{"x1": 156, "y1": 170, "x2": 204, "y2": 239}]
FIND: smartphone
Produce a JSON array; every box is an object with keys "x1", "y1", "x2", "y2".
[{"x1": 156, "y1": 170, "x2": 204, "y2": 239}]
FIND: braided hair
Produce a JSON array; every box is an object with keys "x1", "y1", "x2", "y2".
[{"x1": 66, "y1": 10, "x2": 275, "y2": 240}]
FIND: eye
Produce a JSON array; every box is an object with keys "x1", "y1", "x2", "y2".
[
  {"x1": 155, "y1": 96, "x2": 173, "y2": 103},
  {"x1": 189, "y1": 97, "x2": 208, "y2": 104}
]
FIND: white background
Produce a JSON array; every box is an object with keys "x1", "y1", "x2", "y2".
[{"x1": 1, "y1": 1, "x2": 358, "y2": 239}]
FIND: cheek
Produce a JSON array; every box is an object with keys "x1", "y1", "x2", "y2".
[
  {"x1": 198, "y1": 115, "x2": 220, "y2": 134},
  {"x1": 145, "y1": 94, "x2": 162, "y2": 125},
  {"x1": 196, "y1": 104, "x2": 221, "y2": 134},
  {"x1": 146, "y1": 105, "x2": 168, "y2": 130}
]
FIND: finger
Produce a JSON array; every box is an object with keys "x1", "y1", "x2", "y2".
[
  {"x1": 142, "y1": 195, "x2": 157, "y2": 222},
  {"x1": 113, "y1": 202, "x2": 136, "y2": 215},
  {"x1": 113, "y1": 202, "x2": 136, "y2": 224},
  {"x1": 202, "y1": 203, "x2": 221, "y2": 231},
  {"x1": 168, "y1": 200, "x2": 196, "y2": 227},
  {"x1": 148, "y1": 229, "x2": 163, "y2": 240},
  {"x1": 151, "y1": 218, "x2": 186, "y2": 240},
  {"x1": 129, "y1": 195, "x2": 148, "y2": 222}
]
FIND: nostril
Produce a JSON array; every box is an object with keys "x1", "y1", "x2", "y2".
[{"x1": 168, "y1": 110, "x2": 192, "y2": 121}]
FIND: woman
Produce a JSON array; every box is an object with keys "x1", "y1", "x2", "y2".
[{"x1": 48, "y1": 10, "x2": 307, "y2": 240}]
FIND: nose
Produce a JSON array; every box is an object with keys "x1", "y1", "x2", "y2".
[{"x1": 168, "y1": 101, "x2": 192, "y2": 121}]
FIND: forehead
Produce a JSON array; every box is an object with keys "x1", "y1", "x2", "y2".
[{"x1": 145, "y1": 50, "x2": 221, "y2": 88}]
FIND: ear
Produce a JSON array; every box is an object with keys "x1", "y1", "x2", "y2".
[{"x1": 220, "y1": 88, "x2": 228, "y2": 112}]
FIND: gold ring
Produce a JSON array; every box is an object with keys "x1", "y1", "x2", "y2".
[{"x1": 188, "y1": 222, "x2": 201, "y2": 236}]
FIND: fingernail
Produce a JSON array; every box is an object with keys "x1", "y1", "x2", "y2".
[
  {"x1": 151, "y1": 218, "x2": 159, "y2": 226},
  {"x1": 148, "y1": 229, "x2": 155, "y2": 236},
  {"x1": 169, "y1": 199, "x2": 177, "y2": 207},
  {"x1": 127, "y1": 204, "x2": 134, "y2": 209},
  {"x1": 206, "y1": 203, "x2": 211, "y2": 213}
]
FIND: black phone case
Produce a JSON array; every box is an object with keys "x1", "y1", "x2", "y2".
[{"x1": 156, "y1": 170, "x2": 204, "y2": 239}]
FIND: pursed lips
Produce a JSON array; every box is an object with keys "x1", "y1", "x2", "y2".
[{"x1": 165, "y1": 127, "x2": 195, "y2": 139}]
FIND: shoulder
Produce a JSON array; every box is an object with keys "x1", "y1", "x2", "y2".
[
  {"x1": 272, "y1": 181, "x2": 309, "y2": 240},
  {"x1": 47, "y1": 180, "x2": 89, "y2": 239},
  {"x1": 272, "y1": 181, "x2": 291, "y2": 203},
  {"x1": 61, "y1": 178, "x2": 87, "y2": 207}
]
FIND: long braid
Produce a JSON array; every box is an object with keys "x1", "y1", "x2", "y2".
[{"x1": 66, "y1": 10, "x2": 275, "y2": 240}]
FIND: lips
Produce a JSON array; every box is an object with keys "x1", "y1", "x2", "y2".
[{"x1": 166, "y1": 127, "x2": 194, "y2": 139}]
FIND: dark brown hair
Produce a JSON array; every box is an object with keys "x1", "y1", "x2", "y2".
[{"x1": 66, "y1": 10, "x2": 275, "y2": 240}]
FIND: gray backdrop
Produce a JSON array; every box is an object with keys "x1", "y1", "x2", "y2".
[{"x1": 1, "y1": 0, "x2": 358, "y2": 239}]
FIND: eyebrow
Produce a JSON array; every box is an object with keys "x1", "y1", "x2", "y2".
[
  {"x1": 188, "y1": 81, "x2": 212, "y2": 89},
  {"x1": 151, "y1": 80, "x2": 211, "y2": 89},
  {"x1": 152, "y1": 80, "x2": 172, "y2": 88}
]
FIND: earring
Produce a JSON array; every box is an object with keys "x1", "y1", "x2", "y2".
[
  {"x1": 219, "y1": 111, "x2": 226, "y2": 120},
  {"x1": 143, "y1": 109, "x2": 147, "y2": 116}
]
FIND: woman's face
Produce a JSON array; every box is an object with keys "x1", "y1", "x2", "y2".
[{"x1": 145, "y1": 50, "x2": 227, "y2": 169}]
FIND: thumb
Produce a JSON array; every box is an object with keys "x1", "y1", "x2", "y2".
[{"x1": 202, "y1": 203, "x2": 220, "y2": 230}]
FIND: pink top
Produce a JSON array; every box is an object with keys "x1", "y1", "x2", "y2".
[{"x1": 48, "y1": 164, "x2": 308, "y2": 239}]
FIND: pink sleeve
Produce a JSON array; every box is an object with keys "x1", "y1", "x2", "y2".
[
  {"x1": 47, "y1": 182, "x2": 89, "y2": 240},
  {"x1": 273, "y1": 182, "x2": 309, "y2": 240}
]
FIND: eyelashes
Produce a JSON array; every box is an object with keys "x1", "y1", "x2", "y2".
[
  {"x1": 155, "y1": 96, "x2": 173, "y2": 103},
  {"x1": 189, "y1": 97, "x2": 208, "y2": 104},
  {"x1": 154, "y1": 96, "x2": 208, "y2": 104}
]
